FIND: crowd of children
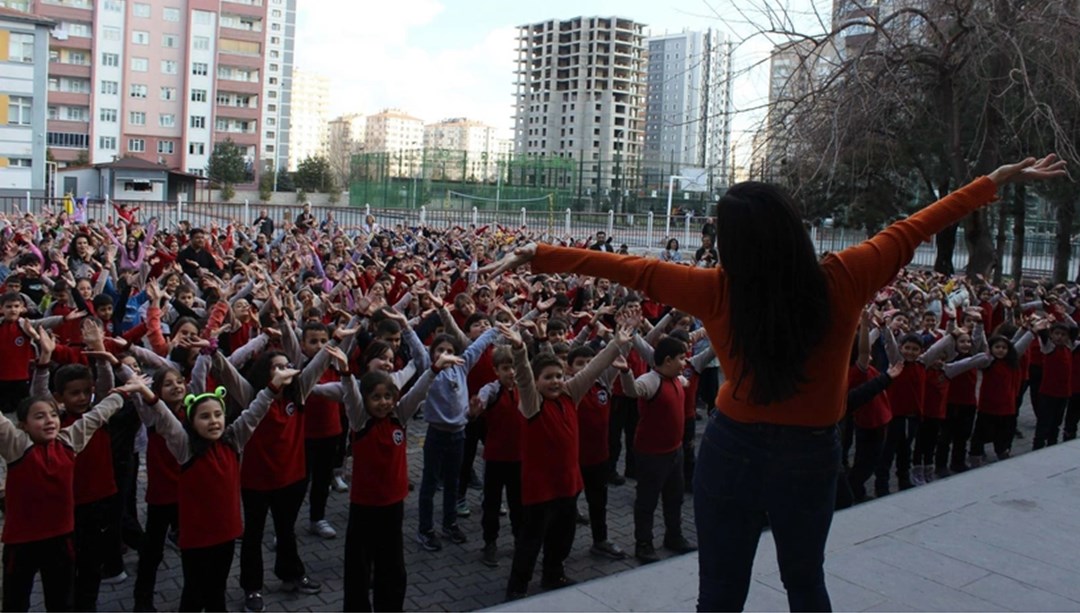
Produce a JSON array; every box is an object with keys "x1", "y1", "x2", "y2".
[{"x1": 0, "y1": 203, "x2": 1075, "y2": 611}]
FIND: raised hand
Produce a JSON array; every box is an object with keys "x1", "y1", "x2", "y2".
[
  {"x1": 987, "y1": 154, "x2": 1067, "y2": 186},
  {"x1": 886, "y1": 361, "x2": 904, "y2": 379},
  {"x1": 434, "y1": 353, "x2": 465, "y2": 371},
  {"x1": 271, "y1": 368, "x2": 301, "y2": 389},
  {"x1": 325, "y1": 345, "x2": 349, "y2": 371},
  {"x1": 83, "y1": 350, "x2": 120, "y2": 366},
  {"x1": 477, "y1": 242, "x2": 538, "y2": 278}
]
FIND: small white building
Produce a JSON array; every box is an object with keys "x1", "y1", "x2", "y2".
[
  {"x1": 57, "y1": 157, "x2": 201, "y2": 202},
  {"x1": 0, "y1": 7, "x2": 53, "y2": 197}
]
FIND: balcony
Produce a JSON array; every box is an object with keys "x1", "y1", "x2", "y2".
[{"x1": 48, "y1": 61, "x2": 91, "y2": 78}]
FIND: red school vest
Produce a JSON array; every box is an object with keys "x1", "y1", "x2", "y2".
[
  {"x1": 922, "y1": 367, "x2": 949, "y2": 421},
  {"x1": 521, "y1": 395, "x2": 582, "y2": 506},
  {"x1": 304, "y1": 369, "x2": 343, "y2": 440},
  {"x1": 978, "y1": 359, "x2": 1019, "y2": 416},
  {"x1": 0, "y1": 320, "x2": 35, "y2": 382},
  {"x1": 947, "y1": 364, "x2": 978, "y2": 406},
  {"x1": 2, "y1": 441, "x2": 76, "y2": 544},
  {"x1": 178, "y1": 442, "x2": 242, "y2": 549},
  {"x1": 61, "y1": 412, "x2": 117, "y2": 505},
  {"x1": 634, "y1": 376, "x2": 685, "y2": 455},
  {"x1": 1040, "y1": 345, "x2": 1072, "y2": 399},
  {"x1": 350, "y1": 417, "x2": 409, "y2": 507},
  {"x1": 467, "y1": 345, "x2": 497, "y2": 397},
  {"x1": 577, "y1": 383, "x2": 611, "y2": 467},
  {"x1": 848, "y1": 365, "x2": 893, "y2": 429},
  {"x1": 885, "y1": 361, "x2": 926, "y2": 418},
  {"x1": 483, "y1": 385, "x2": 524, "y2": 463},
  {"x1": 145, "y1": 415, "x2": 182, "y2": 506},
  {"x1": 241, "y1": 396, "x2": 306, "y2": 490}
]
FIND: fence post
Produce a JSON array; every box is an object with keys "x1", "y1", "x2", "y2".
[
  {"x1": 520, "y1": 207, "x2": 527, "y2": 228},
  {"x1": 564, "y1": 209, "x2": 571, "y2": 237},
  {"x1": 607, "y1": 209, "x2": 614, "y2": 237},
  {"x1": 176, "y1": 196, "x2": 182, "y2": 228},
  {"x1": 646, "y1": 211, "x2": 654, "y2": 253},
  {"x1": 472, "y1": 206, "x2": 478, "y2": 227},
  {"x1": 683, "y1": 212, "x2": 692, "y2": 249},
  {"x1": 244, "y1": 199, "x2": 250, "y2": 226},
  {"x1": 25, "y1": 191, "x2": 31, "y2": 215},
  {"x1": 810, "y1": 226, "x2": 818, "y2": 252},
  {"x1": 365, "y1": 203, "x2": 371, "y2": 220},
  {"x1": 420, "y1": 206, "x2": 427, "y2": 226}
]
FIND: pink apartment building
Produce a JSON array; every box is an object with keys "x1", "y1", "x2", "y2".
[{"x1": 10, "y1": 0, "x2": 294, "y2": 185}]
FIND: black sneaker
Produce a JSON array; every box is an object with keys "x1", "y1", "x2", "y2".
[
  {"x1": 417, "y1": 530, "x2": 442, "y2": 552},
  {"x1": 442, "y1": 523, "x2": 467, "y2": 544},
  {"x1": 576, "y1": 510, "x2": 590, "y2": 525},
  {"x1": 635, "y1": 541, "x2": 660, "y2": 564},
  {"x1": 244, "y1": 591, "x2": 264, "y2": 613},
  {"x1": 540, "y1": 574, "x2": 578, "y2": 590},
  {"x1": 481, "y1": 542, "x2": 499, "y2": 568},
  {"x1": 608, "y1": 472, "x2": 626, "y2": 486},
  {"x1": 281, "y1": 576, "x2": 321, "y2": 594},
  {"x1": 663, "y1": 536, "x2": 697, "y2": 554},
  {"x1": 590, "y1": 540, "x2": 627, "y2": 560}
]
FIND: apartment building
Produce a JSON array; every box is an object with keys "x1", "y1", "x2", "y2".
[
  {"x1": 0, "y1": 6, "x2": 53, "y2": 195},
  {"x1": 286, "y1": 66, "x2": 328, "y2": 170},
  {"x1": 423, "y1": 117, "x2": 500, "y2": 181},
  {"x1": 15, "y1": 0, "x2": 295, "y2": 186},
  {"x1": 364, "y1": 108, "x2": 423, "y2": 178}
]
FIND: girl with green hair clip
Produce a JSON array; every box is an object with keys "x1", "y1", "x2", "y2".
[{"x1": 132, "y1": 365, "x2": 300, "y2": 612}]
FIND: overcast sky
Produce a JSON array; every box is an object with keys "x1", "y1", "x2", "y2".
[{"x1": 295, "y1": 0, "x2": 829, "y2": 159}]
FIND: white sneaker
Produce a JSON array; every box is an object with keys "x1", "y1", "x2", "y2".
[
  {"x1": 101, "y1": 570, "x2": 128, "y2": 585},
  {"x1": 309, "y1": 520, "x2": 337, "y2": 540},
  {"x1": 331, "y1": 472, "x2": 349, "y2": 493},
  {"x1": 910, "y1": 465, "x2": 926, "y2": 486}
]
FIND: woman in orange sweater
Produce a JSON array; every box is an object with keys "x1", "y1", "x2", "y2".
[{"x1": 481, "y1": 155, "x2": 1065, "y2": 612}]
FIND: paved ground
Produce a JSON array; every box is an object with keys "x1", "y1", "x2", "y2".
[
  {"x1": 11, "y1": 394, "x2": 1045, "y2": 612},
  {"x1": 500, "y1": 438, "x2": 1080, "y2": 612}
]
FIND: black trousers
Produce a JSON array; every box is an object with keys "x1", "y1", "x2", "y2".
[
  {"x1": 457, "y1": 418, "x2": 486, "y2": 499},
  {"x1": 1025, "y1": 365, "x2": 1043, "y2": 416},
  {"x1": 306, "y1": 436, "x2": 339, "y2": 522},
  {"x1": 179, "y1": 540, "x2": 234, "y2": 612},
  {"x1": 970, "y1": 413, "x2": 1014, "y2": 458},
  {"x1": 913, "y1": 417, "x2": 944, "y2": 466},
  {"x1": 682, "y1": 418, "x2": 696, "y2": 488},
  {"x1": 633, "y1": 448, "x2": 685, "y2": 544},
  {"x1": 937, "y1": 404, "x2": 976, "y2": 469},
  {"x1": 839, "y1": 411, "x2": 855, "y2": 467},
  {"x1": 133, "y1": 503, "x2": 179, "y2": 608},
  {"x1": 697, "y1": 367, "x2": 720, "y2": 414},
  {"x1": 608, "y1": 396, "x2": 638, "y2": 478},
  {"x1": 2, "y1": 534, "x2": 75, "y2": 612},
  {"x1": 1064, "y1": 393, "x2": 1080, "y2": 439},
  {"x1": 848, "y1": 425, "x2": 885, "y2": 500},
  {"x1": 74, "y1": 494, "x2": 118, "y2": 611},
  {"x1": 581, "y1": 462, "x2": 611, "y2": 543},
  {"x1": 343, "y1": 502, "x2": 406, "y2": 612},
  {"x1": 507, "y1": 496, "x2": 577, "y2": 594},
  {"x1": 481, "y1": 460, "x2": 523, "y2": 545},
  {"x1": 240, "y1": 478, "x2": 308, "y2": 592},
  {"x1": 875, "y1": 416, "x2": 918, "y2": 492},
  {"x1": 1034, "y1": 394, "x2": 1068, "y2": 449}
]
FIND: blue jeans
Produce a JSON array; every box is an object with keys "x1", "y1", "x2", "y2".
[
  {"x1": 694, "y1": 413, "x2": 840, "y2": 612},
  {"x1": 418, "y1": 426, "x2": 465, "y2": 534}
]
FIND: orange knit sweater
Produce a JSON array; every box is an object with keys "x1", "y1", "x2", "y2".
[{"x1": 531, "y1": 177, "x2": 999, "y2": 427}]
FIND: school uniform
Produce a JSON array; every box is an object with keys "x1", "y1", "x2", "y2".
[
  {"x1": 630, "y1": 372, "x2": 687, "y2": 547},
  {"x1": 846, "y1": 365, "x2": 892, "y2": 501},
  {"x1": 0, "y1": 320, "x2": 35, "y2": 415},
  {"x1": 1035, "y1": 343, "x2": 1071, "y2": 448},
  {"x1": 477, "y1": 380, "x2": 525, "y2": 547},
  {"x1": 939, "y1": 364, "x2": 978, "y2": 470},
  {"x1": 875, "y1": 360, "x2": 924, "y2": 493},
  {"x1": 609, "y1": 349, "x2": 646, "y2": 479},
  {"x1": 577, "y1": 381, "x2": 612, "y2": 544},
  {"x1": 304, "y1": 368, "x2": 342, "y2": 525},
  {"x1": 972, "y1": 359, "x2": 1021, "y2": 457},
  {"x1": 133, "y1": 404, "x2": 184, "y2": 611}
]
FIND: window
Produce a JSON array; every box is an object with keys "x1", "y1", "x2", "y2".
[
  {"x1": 47, "y1": 132, "x2": 89, "y2": 148},
  {"x1": 193, "y1": 36, "x2": 210, "y2": 50},
  {"x1": 132, "y1": 2, "x2": 149, "y2": 17},
  {"x1": 60, "y1": 21, "x2": 92, "y2": 37},
  {"x1": 99, "y1": 136, "x2": 117, "y2": 149},
  {"x1": 62, "y1": 106, "x2": 88, "y2": 121},
  {"x1": 101, "y1": 52, "x2": 119, "y2": 67},
  {"x1": 191, "y1": 89, "x2": 207, "y2": 102},
  {"x1": 103, "y1": 26, "x2": 121, "y2": 41},
  {"x1": 157, "y1": 140, "x2": 175, "y2": 154},
  {"x1": 160, "y1": 87, "x2": 176, "y2": 101},
  {"x1": 50, "y1": 77, "x2": 90, "y2": 93},
  {"x1": 219, "y1": 39, "x2": 260, "y2": 55},
  {"x1": 99, "y1": 108, "x2": 117, "y2": 122},
  {"x1": 192, "y1": 62, "x2": 208, "y2": 76},
  {"x1": 270, "y1": 50, "x2": 279, "y2": 59},
  {"x1": 7, "y1": 158, "x2": 31, "y2": 168},
  {"x1": 132, "y1": 30, "x2": 149, "y2": 45},
  {"x1": 162, "y1": 34, "x2": 179, "y2": 48},
  {"x1": 267, "y1": 104, "x2": 276, "y2": 112},
  {"x1": 7, "y1": 33, "x2": 34, "y2": 62},
  {"x1": 131, "y1": 57, "x2": 148, "y2": 71},
  {"x1": 269, "y1": 63, "x2": 278, "y2": 72},
  {"x1": 190, "y1": 115, "x2": 206, "y2": 128},
  {"x1": 130, "y1": 84, "x2": 148, "y2": 98},
  {"x1": 161, "y1": 60, "x2": 178, "y2": 74},
  {"x1": 270, "y1": 36, "x2": 280, "y2": 44},
  {"x1": 7, "y1": 97, "x2": 31, "y2": 126},
  {"x1": 159, "y1": 114, "x2": 176, "y2": 127},
  {"x1": 163, "y1": 7, "x2": 180, "y2": 21},
  {"x1": 103, "y1": 0, "x2": 121, "y2": 11},
  {"x1": 128, "y1": 138, "x2": 146, "y2": 153},
  {"x1": 129, "y1": 111, "x2": 146, "y2": 126},
  {"x1": 100, "y1": 80, "x2": 119, "y2": 95},
  {"x1": 187, "y1": 168, "x2": 204, "y2": 176},
  {"x1": 193, "y1": 10, "x2": 211, "y2": 24},
  {"x1": 66, "y1": 51, "x2": 88, "y2": 65},
  {"x1": 188, "y1": 142, "x2": 205, "y2": 155}
]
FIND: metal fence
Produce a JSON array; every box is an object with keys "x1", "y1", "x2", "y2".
[{"x1": 2, "y1": 193, "x2": 1077, "y2": 278}]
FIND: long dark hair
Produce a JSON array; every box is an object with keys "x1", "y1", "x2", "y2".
[{"x1": 716, "y1": 182, "x2": 830, "y2": 405}]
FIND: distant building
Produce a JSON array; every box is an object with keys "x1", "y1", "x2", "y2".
[
  {"x1": 327, "y1": 112, "x2": 366, "y2": 185},
  {"x1": 364, "y1": 109, "x2": 424, "y2": 177},
  {"x1": 423, "y1": 117, "x2": 500, "y2": 181},
  {"x1": 0, "y1": 6, "x2": 53, "y2": 196},
  {"x1": 287, "y1": 67, "x2": 330, "y2": 170}
]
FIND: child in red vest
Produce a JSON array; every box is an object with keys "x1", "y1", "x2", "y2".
[
  {"x1": 1034, "y1": 321, "x2": 1075, "y2": 449},
  {"x1": 0, "y1": 384, "x2": 131, "y2": 611},
  {"x1": 473, "y1": 346, "x2": 526, "y2": 568},
  {"x1": 338, "y1": 346, "x2": 454, "y2": 611},
  {"x1": 135, "y1": 369, "x2": 295, "y2": 611},
  {"x1": 621, "y1": 336, "x2": 698, "y2": 563},
  {"x1": 0, "y1": 292, "x2": 37, "y2": 414},
  {"x1": 505, "y1": 323, "x2": 631, "y2": 600}
]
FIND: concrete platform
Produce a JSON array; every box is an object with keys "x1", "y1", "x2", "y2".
[{"x1": 499, "y1": 441, "x2": 1080, "y2": 612}]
